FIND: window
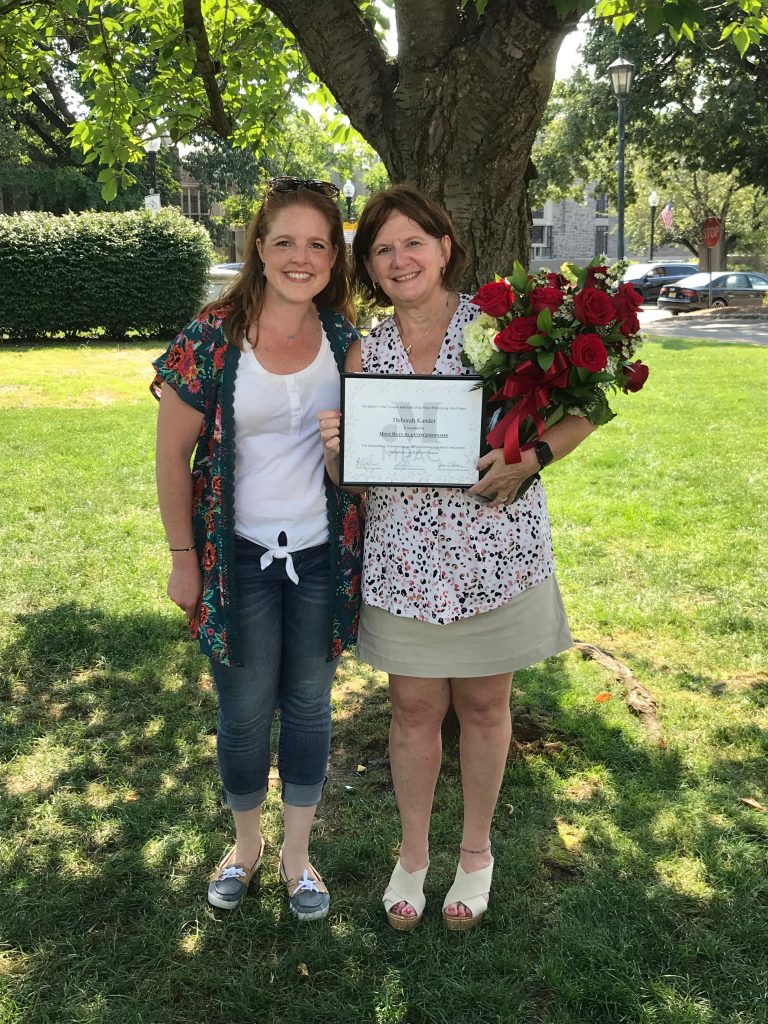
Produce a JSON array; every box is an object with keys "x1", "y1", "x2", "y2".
[
  {"x1": 595, "y1": 193, "x2": 609, "y2": 213},
  {"x1": 531, "y1": 224, "x2": 553, "y2": 257},
  {"x1": 594, "y1": 225, "x2": 609, "y2": 253},
  {"x1": 182, "y1": 186, "x2": 205, "y2": 219},
  {"x1": 724, "y1": 274, "x2": 749, "y2": 289},
  {"x1": 531, "y1": 207, "x2": 544, "y2": 220}
]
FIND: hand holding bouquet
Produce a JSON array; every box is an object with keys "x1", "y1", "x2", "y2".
[{"x1": 463, "y1": 259, "x2": 649, "y2": 465}]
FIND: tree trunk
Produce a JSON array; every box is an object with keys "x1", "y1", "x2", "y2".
[{"x1": 262, "y1": 1, "x2": 574, "y2": 289}]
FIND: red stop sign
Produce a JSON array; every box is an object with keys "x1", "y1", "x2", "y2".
[{"x1": 702, "y1": 217, "x2": 721, "y2": 248}]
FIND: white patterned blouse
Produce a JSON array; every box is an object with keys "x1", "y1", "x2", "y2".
[{"x1": 360, "y1": 293, "x2": 556, "y2": 624}]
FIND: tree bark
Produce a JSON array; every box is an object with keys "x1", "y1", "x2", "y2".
[
  {"x1": 262, "y1": 0, "x2": 576, "y2": 287},
  {"x1": 183, "y1": 0, "x2": 232, "y2": 137}
]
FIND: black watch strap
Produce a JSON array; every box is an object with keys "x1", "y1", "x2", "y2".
[{"x1": 534, "y1": 440, "x2": 554, "y2": 470}]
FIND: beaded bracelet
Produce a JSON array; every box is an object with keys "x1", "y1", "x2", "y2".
[{"x1": 169, "y1": 545, "x2": 195, "y2": 552}]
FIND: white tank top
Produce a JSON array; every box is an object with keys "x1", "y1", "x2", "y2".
[{"x1": 233, "y1": 330, "x2": 339, "y2": 580}]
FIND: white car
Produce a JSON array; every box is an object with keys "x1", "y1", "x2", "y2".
[{"x1": 206, "y1": 262, "x2": 243, "y2": 302}]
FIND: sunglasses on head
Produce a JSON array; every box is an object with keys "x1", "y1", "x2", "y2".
[{"x1": 267, "y1": 176, "x2": 340, "y2": 198}]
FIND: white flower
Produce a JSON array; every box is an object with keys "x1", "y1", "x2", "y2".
[
  {"x1": 566, "y1": 406, "x2": 589, "y2": 418},
  {"x1": 463, "y1": 322, "x2": 499, "y2": 372}
]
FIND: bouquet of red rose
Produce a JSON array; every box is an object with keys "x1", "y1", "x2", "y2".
[{"x1": 462, "y1": 258, "x2": 649, "y2": 466}]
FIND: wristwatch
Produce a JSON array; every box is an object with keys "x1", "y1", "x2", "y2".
[{"x1": 534, "y1": 440, "x2": 554, "y2": 470}]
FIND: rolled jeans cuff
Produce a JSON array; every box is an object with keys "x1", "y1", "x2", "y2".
[
  {"x1": 282, "y1": 779, "x2": 325, "y2": 807},
  {"x1": 224, "y1": 786, "x2": 267, "y2": 812}
]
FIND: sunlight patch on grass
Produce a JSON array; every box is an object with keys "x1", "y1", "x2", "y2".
[
  {"x1": 1, "y1": 738, "x2": 72, "y2": 796},
  {"x1": 655, "y1": 856, "x2": 715, "y2": 901}
]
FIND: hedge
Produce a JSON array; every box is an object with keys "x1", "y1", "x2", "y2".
[{"x1": 0, "y1": 209, "x2": 214, "y2": 339}]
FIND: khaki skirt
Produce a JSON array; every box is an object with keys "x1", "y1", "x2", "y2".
[{"x1": 356, "y1": 574, "x2": 573, "y2": 678}]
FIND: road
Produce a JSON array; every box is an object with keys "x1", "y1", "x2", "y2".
[{"x1": 638, "y1": 306, "x2": 768, "y2": 346}]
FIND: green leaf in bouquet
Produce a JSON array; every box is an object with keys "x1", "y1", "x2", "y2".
[
  {"x1": 485, "y1": 351, "x2": 510, "y2": 372},
  {"x1": 526, "y1": 332, "x2": 548, "y2": 348},
  {"x1": 536, "y1": 307, "x2": 553, "y2": 333},
  {"x1": 537, "y1": 350, "x2": 555, "y2": 371},
  {"x1": 589, "y1": 371, "x2": 615, "y2": 383},
  {"x1": 584, "y1": 388, "x2": 616, "y2": 426},
  {"x1": 575, "y1": 365, "x2": 591, "y2": 384},
  {"x1": 460, "y1": 351, "x2": 473, "y2": 368},
  {"x1": 511, "y1": 261, "x2": 529, "y2": 293},
  {"x1": 544, "y1": 405, "x2": 566, "y2": 428}
]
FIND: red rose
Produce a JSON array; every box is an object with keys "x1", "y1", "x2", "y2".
[
  {"x1": 547, "y1": 272, "x2": 568, "y2": 288},
  {"x1": 471, "y1": 280, "x2": 515, "y2": 317},
  {"x1": 613, "y1": 283, "x2": 643, "y2": 319},
  {"x1": 571, "y1": 333, "x2": 608, "y2": 372},
  {"x1": 574, "y1": 287, "x2": 616, "y2": 326},
  {"x1": 585, "y1": 265, "x2": 609, "y2": 289},
  {"x1": 623, "y1": 360, "x2": 649, "y2": 392},
  {"x1": 620, "y1": 312, "x2": 640, "y2": 336},
  {"x1": 530, "y1": 286, "x2": 565, "y2": 314},
  {"x1": 495, "y1": 315, "x2": 541, "y2": 352}
]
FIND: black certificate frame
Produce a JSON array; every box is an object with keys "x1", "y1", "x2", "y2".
[{"x1": 339, "y1": 372, "x2": 486, "y2": 488}]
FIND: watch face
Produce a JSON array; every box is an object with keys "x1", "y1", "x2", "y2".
[{"x1": 535, "y1": 441, "x2": 553, "y2": 468}]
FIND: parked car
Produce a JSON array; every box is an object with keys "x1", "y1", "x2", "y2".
[
  {"x1": 206, "y1": 262, "x2": 244, "y2": 303},
  {"x1": 615, "y1": 261, "x2": 699, "y2": 303},
  {"x1": 657, "y1": 271, "x2": 768, "y2": 314}
]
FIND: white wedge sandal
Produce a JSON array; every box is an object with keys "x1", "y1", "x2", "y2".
[{"x1": 382, "y1": 859, "x2": 429, "y2": 931}]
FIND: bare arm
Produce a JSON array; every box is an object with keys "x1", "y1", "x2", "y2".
[
  {"x1": 468, "y1": 414, "x2": 598, "y2": 505},
  {"x1": 156, "y1": 386, "x2": 205, "y2": 619},
  {"x1": 317, "y1": 339, "x2": 366, "y2": 491}
]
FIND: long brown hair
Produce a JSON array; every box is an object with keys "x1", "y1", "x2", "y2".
[
  {"x1": 352, "y1": 185, "x2": 468, "y2": 306},
  {"x1": 200, "y1": 186, "x2": 354, "y2": 347}
]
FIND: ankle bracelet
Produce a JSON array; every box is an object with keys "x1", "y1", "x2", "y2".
[{"x1": 460, "y1": 843, "x2": 491, "y2": 855}]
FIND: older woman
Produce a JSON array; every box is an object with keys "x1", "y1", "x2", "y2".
[
  {"x1": 153, "y1": 177, "x2": 363, "y2": 921},
  {"x1": 319, "y1": 185, "x2": 595, "y2": 931}
]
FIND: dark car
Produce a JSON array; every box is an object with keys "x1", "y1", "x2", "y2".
[
  {"x1": 657, "y1": 271, "x2": 768, "y2": 314},
  {"x1": 617, "y1": 261, "x2": 699, "y2": 303}
]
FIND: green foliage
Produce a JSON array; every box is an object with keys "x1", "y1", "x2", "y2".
[
  {"x1": 0, "y1": 209, "x2": 213, "y2": 340},
  {"x1": 1, "y1": 0, "x2": 764, "y2": 198}
]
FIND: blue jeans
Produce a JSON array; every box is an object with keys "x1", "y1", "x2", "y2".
[{"x1": 211, "y1": 537, "x2": 338, "y2": 811}]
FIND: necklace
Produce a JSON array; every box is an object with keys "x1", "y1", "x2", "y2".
[{"x1": 394, "y1": 294, "x2": 451, "y2": 356}]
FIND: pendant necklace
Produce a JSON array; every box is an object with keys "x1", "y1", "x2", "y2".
[{"x1": 395, "y1": 295, "x2": 450, "y2": 356}]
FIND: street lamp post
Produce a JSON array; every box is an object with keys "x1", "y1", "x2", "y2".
[
  {"x1": 143, "y1": 135, "x2": 162, "y2": 195},
  {"x1": 342, "y1": 179, "x2": 355, "y2": 221},
  {"x1": 648, "y1": 189, "x2": 659, "y2": 261},
  {"x1": 608, "y1": 55, "x2": 635, "y2": 262}
]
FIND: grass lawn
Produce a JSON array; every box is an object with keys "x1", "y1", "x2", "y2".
[{"x1": 0, "y1": 336, "x2": 766, "y2": 1024}]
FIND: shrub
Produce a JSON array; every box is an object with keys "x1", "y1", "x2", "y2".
[{"x1": 0, "y1": 209, "x2": 213, "y2": 340}]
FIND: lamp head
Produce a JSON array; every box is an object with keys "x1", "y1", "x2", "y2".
[
  {"x1": 342, "y1": 179, "x2": 356, "y2": 199},
  {"x1": 608, "y1": 55, "x2": 635, "y2": 99}
]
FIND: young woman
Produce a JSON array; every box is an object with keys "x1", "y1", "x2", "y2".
[{"x1": 152, "y1": 177, "x2": 363, "y2": 921}]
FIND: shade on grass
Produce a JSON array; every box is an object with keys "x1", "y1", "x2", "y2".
[{"x1": 0, "y1": 337, "x2": 766, "y2": 1024}]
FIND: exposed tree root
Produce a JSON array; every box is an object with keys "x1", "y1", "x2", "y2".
[{"x1": 575, "y1": 641, "x2": 664, "y2": 743}]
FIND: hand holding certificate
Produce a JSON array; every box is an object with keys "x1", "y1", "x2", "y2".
[{"x1": 339, "y1": 374, "x2": 485, "y2": 487}]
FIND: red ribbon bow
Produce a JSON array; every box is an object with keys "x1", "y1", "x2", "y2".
[{"x1": 486, "y1": 353, "x2": 570, "y2": 463}]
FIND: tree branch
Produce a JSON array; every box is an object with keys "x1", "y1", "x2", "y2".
[
  {"x1": 182, "y1": 0, "x2": 232, "y2": 137},
  {"x1": 17, "y1": 110, "x2": 73, "y2": 163},
  {"x1": 260, "y1": 0, "x2": 396, "y2": 142},
  {"x1": 28, "y1": 89, "x2": 71, "y2": 136},
  {"x1": 41, "y1": 73, "x2": 76, "y2": 125},
  {"x1": 396, "y1": 0, "x2": 458, "y2": 68}
]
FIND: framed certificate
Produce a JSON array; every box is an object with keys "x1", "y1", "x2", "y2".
[{"x1": 339, "y1": 373, "x2": 485, "y2": 487}]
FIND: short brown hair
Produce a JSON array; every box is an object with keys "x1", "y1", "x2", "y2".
[
  {"x1": 352, "y1": 185, "x2": 468, "y2": 305},
  {"x1": 200, "y1": 186, "x2": 354, "y2": 348}
]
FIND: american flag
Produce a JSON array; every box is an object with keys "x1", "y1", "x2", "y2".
[{"x1": 660, "y1": 201, "x2": 674, "y2": 231}]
